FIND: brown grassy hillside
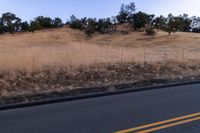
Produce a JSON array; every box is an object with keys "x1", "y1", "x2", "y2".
[
  {"x1": 0, "y1": 26, "x2": 200, "y2": 71},
  {"x1": 1, "y1": 26, "x2": 200, "y2": 102}
]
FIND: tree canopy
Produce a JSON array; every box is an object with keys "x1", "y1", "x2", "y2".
[{"x1": 0, "y1": 2, "x2": 199, "y2": 36}]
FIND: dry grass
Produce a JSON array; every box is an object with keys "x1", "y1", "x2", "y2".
[
  {"x1": 1, "y1": 26, "x2": 200, "y2": 103},
  {"x1": 0, "y1": 26, "x2": 200, "y2": 71},
  {"x1": 1, "y1": 61, "x2": 200, "y2": 99}
]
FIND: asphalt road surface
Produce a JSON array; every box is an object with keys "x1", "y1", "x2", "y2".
[{"x1": 1, "y1": 83, "x2": 200, "y2": 133}]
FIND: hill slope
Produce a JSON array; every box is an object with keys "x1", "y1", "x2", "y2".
[
  {"x1": 0, "y1": 26, "x2": 200, "y2": 71},
  {"x1": 1, "y1": 26, "x2": 200, "y2": 103}
]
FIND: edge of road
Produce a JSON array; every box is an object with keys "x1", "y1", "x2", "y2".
[{"x1": 0, "y1": 79, "x2": 200, "y2": 111}]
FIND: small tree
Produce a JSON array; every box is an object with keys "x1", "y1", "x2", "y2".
[
  {"x1": 2, "y1": 12, "x2": 18, "y2": 33},
  {"x1": 96, "y1": 18, "x2": 112, "y2": 34},
  {"x1": 181, "y1": 14, "x2": 192, "y2": 32},
  {"x1": 14, "y1": 17, "x2": 22, "y2": 32},
  {"x1": 21, "y1": 21, "x2": 29, "y2": 32},
  {"x1": 116, "y1": 2, "x2": 136, "y2": 24},
  {"x1": 53, "y1": 17, "x2": 63, "y2": 28},
  {"x1": 154, "y1": 15, "x2": 167, "y2": 30},
  {"x1": 130, "y1": 11, "x2": 154, "y2": 31},
  {"x1": 191, "y1": 16, "x2": 200, "y2": 30},
  {"x1": 69, "y1": 15, "x2": 83, "y2": 29},
  {"x1": 43, "y1": 17, "x2": 53, "y2": 28},
  {"x1": 145, "y1": 22, "x2": 155, "y2": 35},
  {"x1": 85, "y1": 18, "x2": 97, "y2": 37},
  {"x1": 29, "y1": 20, "x2": 40, "y2": 34},
  {"x1": 34, "y1": 16, "x2": 53, "y2": 29},
  {"x1": 164, "y1": 14, "x2": 176, "y2": 36},
  {"x1": 0, "y1": 18, "x2": 4, "y2": 33}
]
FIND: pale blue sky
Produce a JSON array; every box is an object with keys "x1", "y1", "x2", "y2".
[{"x1": 1, "y1": 0, "x2": 200, "y2": 22}]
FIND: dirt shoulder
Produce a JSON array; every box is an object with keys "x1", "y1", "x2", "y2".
[{"x1": 1, "y1": 61, "x2": 200, "y2": 105}]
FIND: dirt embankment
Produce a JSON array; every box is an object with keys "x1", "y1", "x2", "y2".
[{"x1": 1, "y1": 61, "x2": 200, "y2": 105}]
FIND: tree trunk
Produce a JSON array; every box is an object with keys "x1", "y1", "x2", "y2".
[{"x1": 168, "y1": 31, "x2": 171, "y2": 36}]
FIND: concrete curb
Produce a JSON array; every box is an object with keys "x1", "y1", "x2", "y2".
[{"x1": 0, "y1": 80, "x2": 200, "y2": 111}]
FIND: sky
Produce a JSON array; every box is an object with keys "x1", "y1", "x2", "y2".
[{"x1": 1, "y1": 0, "x2": 200, "y2": 22}]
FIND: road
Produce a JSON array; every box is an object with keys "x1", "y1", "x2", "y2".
[{"x1": 1, "y1": 83, "x2": 200, "y2": 133}]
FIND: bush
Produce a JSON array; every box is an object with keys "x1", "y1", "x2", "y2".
[
  {"x1": 145, "y1": 22, "x2": 155, "y2": 35},
  {"x1": 70, "y1": 20, "x2": 83, "y2": 29},
  {"x1": 84, "y1": 18, "x2": 97, "y2": 36},
  {"x1": 21, "y1": 21, "x2": 29, "y2": 31},
  {"x1": 53, "y1": 17, "x2": 63, "y2": 28},
  {"x1": 85, "y1": 26, "x2": 96, "y2": 37},
  {"x1": 69, "y1": 15, "x2": 83, "y2": 30},
  {"x1": 145, "y1": 27, "x2": 155, "y2": 35},
  {"x1": 96, "y1": 18, "x2": 113, "y2": 34},
  {"x1": 28, "y1": 20, "x2": 41, "y2": 33},
  {"x1": 192, "y1": 28, "x2": 200, "y2": 33}
]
